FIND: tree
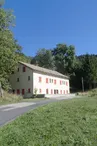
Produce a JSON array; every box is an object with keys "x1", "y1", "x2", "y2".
[
  {"x1": 73, "y1": 54, "x2": 97, "y2": 91},
  {"x1": 52, "y1": 44, "x2": 76, "y2": 74},
  {"x1": 31, "y1": 48, "x2": 55, "y2": 70},
  {"x1": 0, "y1": 3, "x2": 22, "y2": 90}
]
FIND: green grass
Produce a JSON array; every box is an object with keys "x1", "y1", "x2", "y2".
[
  {"x1": 0, "y1": 92, "x2": 45, "y2": 105},
  {"x1": 0, "y1": 92, "x2": 23, "y2": 105},
  {"x1": 0, "y1": 96, "x2": 97, "y2": 146}
]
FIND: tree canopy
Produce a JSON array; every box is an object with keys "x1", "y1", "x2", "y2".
[{"x1": 0, "y1": 3, "x2": 30, "y2": 90}]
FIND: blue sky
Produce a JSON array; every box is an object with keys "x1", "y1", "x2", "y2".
[{"x1": 5, "y1": 0, "x2": 97, "y2": 56}]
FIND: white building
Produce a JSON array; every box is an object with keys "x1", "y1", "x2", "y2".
[{"x1": 10, "y1": 62, "x2": 70, "y2": 98}]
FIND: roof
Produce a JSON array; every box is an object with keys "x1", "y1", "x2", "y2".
[{"x1": 19, "y1": 61, "x2": 69, "y2": 79}]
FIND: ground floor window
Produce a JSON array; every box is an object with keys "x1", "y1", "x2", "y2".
[
  {"x1": 46, "y1": 89, "x2": 49, "y2": 94},
  {"x1": 51, "y1": 89, "x2": 53, "y2": 94},
  {"x1": 54, "y1": 89, "x2": 59, "y2": 94},
  {"x1": 28, "y1": 88, "x2": 31, "y2": 93},
  {"x1": 22, "y1": 89, "x2": 25, "y2": 95},
  {"x1": 17, "y1": 89, "x2": 20, "y2": 95},
  {"x1": 13, "y1": 89, "x2": 15, "y2": 94},
  {"x1": 39, "y1": 89, "x2": 42, "y2": 93},
  {"x1": 60, "y1": 90, "x2": 62, "y2": 94}
]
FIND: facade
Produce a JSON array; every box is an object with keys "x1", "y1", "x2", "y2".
[{"x1": 10, "y1": 62, "x2": 70, "y2": 97}]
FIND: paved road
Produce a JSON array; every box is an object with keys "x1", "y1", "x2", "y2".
[
  {"x1": 0, "y1": 99, "x2": 58, "y2": 127},
  {"x1": 0, "y1": 95, "x2": 77, "y2": 127}
]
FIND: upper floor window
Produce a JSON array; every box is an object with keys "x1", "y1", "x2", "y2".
[
  {"x1": 17, "y1": 78, "x2": 19, "y2": 82},
  {"x1": 54, "y1": 79, "x2": 56, "y2": 84},
  {"x1": 17, "y1": 68, "x2": 19, "y2": 72},
  {"x1": 28, "y1": 76, "x2": 30, "y2": 81},
  {"x1": 39, "y1": 77, "x2": 42, "y2": 82},
  {"x1": 23, "y1": 66, "x2": 26, "y2": 72},
  {"x1": 49, "y1": 79, "x2": 52, "y2": 83},
  {"x1": 12, "y1": 71, "x2": 14, "y2": 74},
  {"x1": 60, "y1": 80, "x2": 62, "y2": 85},
  {"x1": 46, "y1": 78, "x2": 48, "y2": 83},
  {"x1": 66, "y1": 82, "x2": 68, "y2": 86},
  {"x1": 52, "y1": 79, "x2": 53, "y2": 83}
]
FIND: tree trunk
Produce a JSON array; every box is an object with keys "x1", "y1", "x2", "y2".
[{"x1": 0, "y1": 82, "x2": 3, "y2": 97}]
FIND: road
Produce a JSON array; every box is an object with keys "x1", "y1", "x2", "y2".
[
  {"x1": 0, "y1": 99, "x2": 58, "y2": 127},
  {"x1": 0, "y1": 95, "x2": 77, "y2": 127}
]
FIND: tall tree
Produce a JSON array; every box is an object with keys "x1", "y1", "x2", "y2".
[
  {"x1": 31, "y1": 48, "x2": 55, "y2": 70},
  {"x1": 0, "y1": 2, "x2": 22, "y2": 90},
  {"x1": 73, "y1": 54, "x2": 97, "y2": 91},
  {"x1": 52, "y1": 44, "x2": 76, "y2": 74}
]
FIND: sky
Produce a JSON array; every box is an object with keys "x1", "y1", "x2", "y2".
[{"x1": 4, "y1": 0, "x2": 97, "y2": 56}]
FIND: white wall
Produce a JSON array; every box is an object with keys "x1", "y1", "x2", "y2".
[
  {"x1": 10, "y1": 64, "x2": 33, "y2": 97},
  {"x1": 33, "y1": 72, "x2": 70, "y2": 95}
]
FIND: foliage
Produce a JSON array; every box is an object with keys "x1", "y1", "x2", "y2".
[
  {"x1": 31, "y1": 48, "x2": 55, "y2": 70},
  {"x1": 1, "y1": 96, "x2": 97, "y2": 145},
  {"x1": 0, "y1": 3, "x2": 31, "y2": 90},
  {"x1": 0, "y1": 91, "x2": 23, "y2": 105},
  {"x1": 52, "y1": 44, "x2": 76, "y2": 74},
  {"x1": 73, "y1": 54, "x2": 97, "y2": 90},
  {"x1": 33, "y1": 88, "x2": 38, "y2": 98}
]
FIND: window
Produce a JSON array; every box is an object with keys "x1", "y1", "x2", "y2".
[
  {"x1": 60, "y1": 90, "x2": 62, "y2": 94},
  {"x1": 23, "y1": 66, "x2": 26, "y2": 72},
  {"x1": 13, "y1": 89, "x2": 15, "y2": 94},
  {"x1": 28, "y1": 76, "x2": 30, "y2": 81},
  {"x1": 17, "y1": 68, "x2": 19, "y2": 72},
  {"x1": 39, "y1": 77, "x2": 42, "y2": 82},
  {"x1": 54, "y1": 79, "x2": 56, "y2": 84},
  {"x1": 28, "y1": 88, "x2": 31, "y2": 93},
  {"x1": 39, "y1": 89, "x2": 42, "y2": 93},
  {"x1": 54, "y1": 90, "x2": 56, "y2": 94},
  {"x1": 66, "y1": 90, "x2": 68, "y2": 94},
  {"x1": 66, "y1": 82, "x2": 68, "y2": 86},
  {"x1": 52, "y1": 79, "x2": 53, "y2": 83},
  {"x1": 17, "y1": 78, "x2": 19, "y2": 82},
  {"x1": 12, "y1": 71, "x2": 14, "y2": 74},
  {"x1": 17, "y1": 89, "x2": 20, "y2": 95},
  {"x1": 56, "y1": 90, "x2": 58, "y2": 94},
  {"x1": 22, "y1": 89, "x2": 25, "y2": 95},
  {"x1": 46, "y1": 78, "x2": 48, "y2": 83},
  {"x1": 49, "y1": 79, "x2": 52, "y2": 83},
  {"x1": 60, "y1": 80, "x2": 62, "y2": 85},
  {"x1": 51, "y1": 89, "x2": 53, "y2": 94},
  {"x1": 46, "y1": 89, "x2": 49, "y2": 94},
  {"x1": 64, "y1": 90, "x2": 65, "y2": 94}
]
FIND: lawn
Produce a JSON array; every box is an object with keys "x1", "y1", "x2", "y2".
[{"x1": 0, "y1": 96, "x2": 97, "y2": 146}]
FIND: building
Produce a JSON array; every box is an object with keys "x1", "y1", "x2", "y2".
[{"x1": 10, "y1": 61, "x2": 70, "y2": 97}]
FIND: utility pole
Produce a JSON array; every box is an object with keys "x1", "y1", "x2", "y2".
[{"x1": 81, "y1": 77, "x2": 84, "y2": 92}]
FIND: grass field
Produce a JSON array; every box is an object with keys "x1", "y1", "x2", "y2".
[
  {"x1": 0, "y1": 96, "x2": 97, "y2": 146},
  {"x1": 0, "y1": 92, "x2": 45, "y2": 105}
]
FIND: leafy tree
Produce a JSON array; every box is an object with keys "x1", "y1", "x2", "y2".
[
  {"x1": 0, "y1": 2, "x2": 22, "y2": 90},
  {"x1": 73, "y1": 54, "x2": 97, "y2": 91},
  {"x1": 52, "y1": 44, "x2": 76, "y2": 74},
  {"x1": 31, "y1": 48, "x2": 55, "y2": 70}
]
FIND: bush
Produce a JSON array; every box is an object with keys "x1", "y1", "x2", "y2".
[{"x1": 0, "y1": 91, "x2": 23, "y2": 104}]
